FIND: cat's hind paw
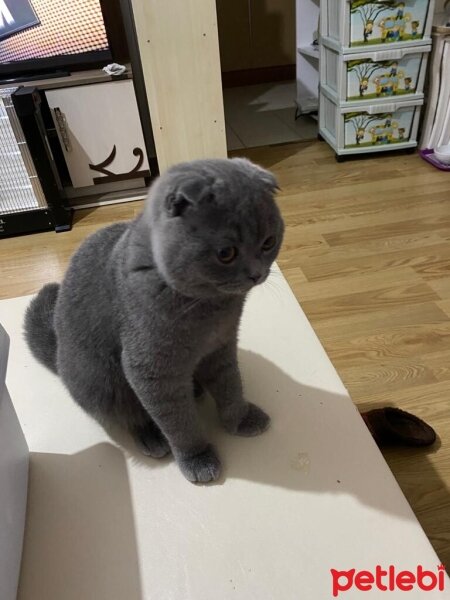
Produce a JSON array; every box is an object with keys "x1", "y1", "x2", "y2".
[
  {"x1": 134, "y1": 424, "x2": 171, "y2": 459},
  {"x1": 178, "y1": 444, "x2": 221, "y2": 483}
]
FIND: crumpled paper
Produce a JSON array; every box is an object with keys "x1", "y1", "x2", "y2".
[{"x1": 103, "y1": 63, "x2": 127, "y2": 77}]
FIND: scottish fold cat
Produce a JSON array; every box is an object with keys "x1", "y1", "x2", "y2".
[{"x1": 25, "y1": 158, "x2": 284, "y2": 482}]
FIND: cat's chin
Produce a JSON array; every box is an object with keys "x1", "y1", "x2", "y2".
[
  {"x1": 217, "y1": 273, "x2": 270, "y2": 296},
  {"x1": 163, "y1": 278, "x2": 240, "y2": 300},
  {"x1": 161, "y1": 273, "x2": 254, "y2": 299},
  {"x1": 216, "y1": 282, "x2": 254, "y2": 296}
]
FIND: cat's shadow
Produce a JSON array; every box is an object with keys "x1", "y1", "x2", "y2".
[{"x1": 108, "y1": 350, "x2": 447, "y2": 522}]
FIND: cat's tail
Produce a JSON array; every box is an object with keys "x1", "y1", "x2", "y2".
[{"x1": 24, "y1": 283, "x2": 60, "y2": 374}]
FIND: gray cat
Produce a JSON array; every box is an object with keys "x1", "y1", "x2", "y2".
[{"x1": 25, "y1": 158, "x2": 284, "y2": 483}]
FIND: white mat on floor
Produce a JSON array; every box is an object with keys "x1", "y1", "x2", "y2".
[{"x1": 1, "y1": 268, "x2": 448, "y2": 600}]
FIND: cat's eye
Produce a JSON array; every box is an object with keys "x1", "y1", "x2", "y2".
[
  {"x1": 262, "y1": 236, "x2": 276, "y2": 251},
  {"x1": 217, "y1": 246, "x2": 238, "y2": 264}
]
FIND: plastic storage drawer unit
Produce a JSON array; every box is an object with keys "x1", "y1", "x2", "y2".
[
  {"x1": 319, "y1": 91, "x2": 423, "y2": 157},
  {"x1": 320, "y1": 0, "x2": 435, "y2": 53},
  {"x1": 321, "y1": 43, "x2": 431, "y2": 106}
]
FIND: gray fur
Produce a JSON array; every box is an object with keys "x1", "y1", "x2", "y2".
[
  {"x1": 25, "y1": 282, "x2": 59, "y2": 373},
  {"x1": 24, "y1": 158, "x2": 284, "y2": 483}
]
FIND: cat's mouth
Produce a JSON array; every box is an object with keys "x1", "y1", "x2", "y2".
[{"x1": 218, "y1": 278, "x2": 264, "y2": 295}]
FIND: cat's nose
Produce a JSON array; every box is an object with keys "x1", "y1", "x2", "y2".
[{"x1": 249, "y1": 272, "x2": 262, "y2": 284}]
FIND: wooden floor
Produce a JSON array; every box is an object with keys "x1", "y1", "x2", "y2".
[{"x1": 2, "y1": 141, "x2": 449, "y2": 564}]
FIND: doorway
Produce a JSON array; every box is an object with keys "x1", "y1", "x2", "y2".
[{"x1": 216, "y1": 0, "x2": 318, "y2": 150}]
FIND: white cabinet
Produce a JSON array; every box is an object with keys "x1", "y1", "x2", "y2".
[
  {"x1": 0, "y1": 325, "x2": 28, "y2": 600},
  {"x1": 321, "y1": 44, "x2": 431, "y2": 107},
  {"x1": 321, "y1": 0, "x2": 434, "y2": 52},
  {"x1": 46, "y1": 79, "x2": 149, "y2": 189},
  {"x1": 319, "y1": 0, "x2": 435, "y2": 158},
  {"x1": 296, "y1": 0, "x2": 320, "y2": 114},
  {"x1": 320, "y1": 93, "x2": 423, "y2": 153}
]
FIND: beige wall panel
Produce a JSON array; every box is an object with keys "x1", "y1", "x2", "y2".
[{"x1": 130, "y1": 0, "x2": 227, "y2": 171}]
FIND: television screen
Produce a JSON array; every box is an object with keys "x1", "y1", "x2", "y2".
[{"x1": 0, "y1": 0, "x2": 110, "y2": 73}]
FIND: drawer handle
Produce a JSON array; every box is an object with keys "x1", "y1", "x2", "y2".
[
  {"x1": 367, "y1": 103, "x2": 398, "y2": 114},
  {"x1": 53, "y1": 107, "x2": 72, "y2": 153},
  {"x1": 370, "y1": 49, "x2": 405, "y2": 61}
]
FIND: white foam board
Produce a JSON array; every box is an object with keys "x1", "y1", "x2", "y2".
[{"x1": 0, "y1": 267, "x2": 448, "y2": 600}]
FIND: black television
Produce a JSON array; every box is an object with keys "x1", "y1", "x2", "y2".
[{"x1": 0, "y1": 0, "x2": 126, "y2": 82}]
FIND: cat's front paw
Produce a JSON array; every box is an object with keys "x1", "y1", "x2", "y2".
[
  {"x1": 177, "y1": 444, "x2": 222, "y2": 483},
  {"x1": 234, "y1": 402, "x2": 271, "y2": 437}
]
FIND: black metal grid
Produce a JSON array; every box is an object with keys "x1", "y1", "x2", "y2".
[{"x1": 0, "y1": 87, "x2": 48, "y2": 216}]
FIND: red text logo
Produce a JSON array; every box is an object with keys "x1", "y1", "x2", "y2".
[{"x1": 331, "y1": 564, "x2": 446, "y2": 597}]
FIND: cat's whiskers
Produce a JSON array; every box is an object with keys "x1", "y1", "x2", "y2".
[
  {"x1": 269, "y1": 266, "x2": 283, "y2": 279},
  {"x1": 261, "y1": 274, "x2": 284, "y2": 303}
]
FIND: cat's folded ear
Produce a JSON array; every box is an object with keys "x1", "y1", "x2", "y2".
[
  {"x1": 253, "y1": 164, "x2": 279, "y2": 193},
  {"x1": 165, "y1": 192, "x2": 192, "y2": 217},
  {"x1": 258, "y1": 169, "x2": 280, "y2": 193},
  {"x1": 231, "y1": 157, "x2": 279, "y2": 193},
  {"x1": 166, "y1": 178, "x2": 218, "y2": 216}
]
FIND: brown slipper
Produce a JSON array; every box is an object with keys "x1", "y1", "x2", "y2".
[{"x1": 361, "y1": 407, "x2": 436, "y2": 448}]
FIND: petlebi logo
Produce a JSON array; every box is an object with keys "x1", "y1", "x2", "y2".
[{"x1": 331, "y1": 564, "x2": 446, "y2": 597}]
